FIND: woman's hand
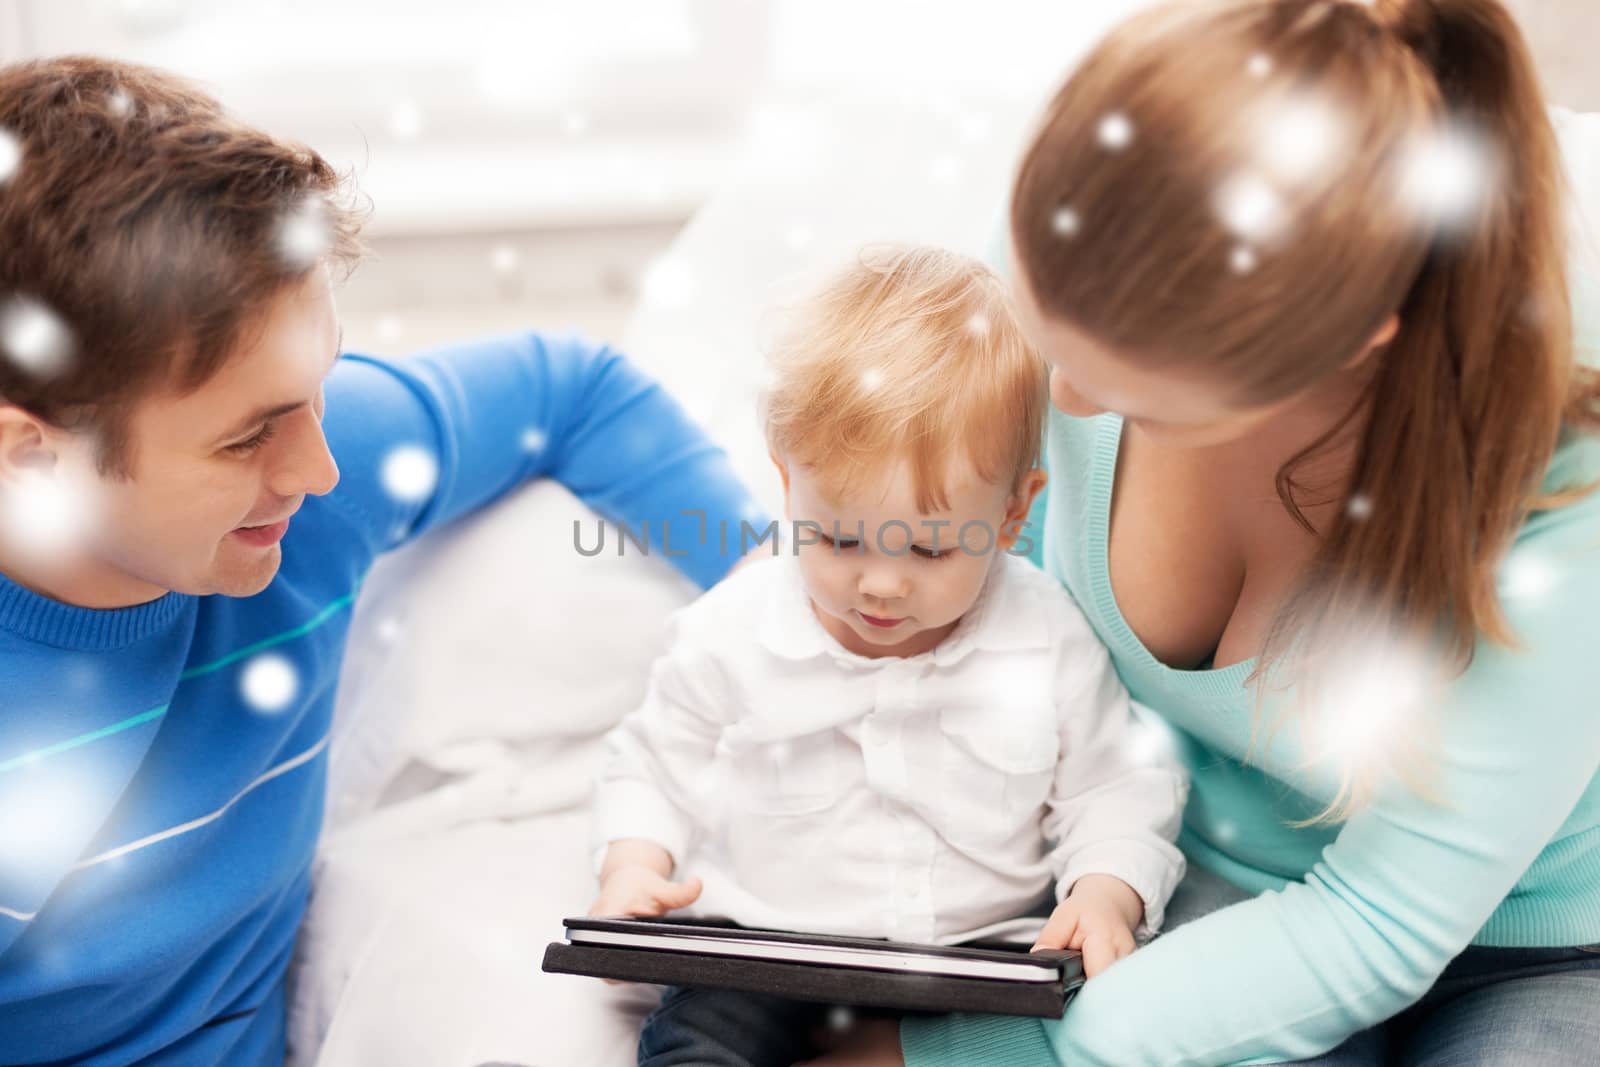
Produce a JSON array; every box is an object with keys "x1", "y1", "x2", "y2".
[
  {"x1": 793, "y1": 1017, "x2": 904, "y2": 1066},
  {"x1": 1033, "y1": 873, "x2": 1144, "y2": 977}
]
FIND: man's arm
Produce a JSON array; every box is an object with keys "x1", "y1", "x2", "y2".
[{"x1": 320, "y1": 330, "x2": 771, "y2": 589}]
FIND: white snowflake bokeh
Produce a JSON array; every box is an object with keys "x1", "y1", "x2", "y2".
[
  {"x1": 1304, "y1": 636, "x2": 1432, "y2": 764},
  {"x1": 490, "y1": 243, "x2": 520, "y2": 275},
  {"x1": 0, "y1": 764, "x2": 99, "y2": 880},
  {"x1": 0, "y1": 127, "x2": 19, "y2": 185},
  {"x1": 1051, "y1": 205, "x2": 1081, "y2": 238},
  {"x1": 240, "y1": 653, "x2": 299, "y2": 713},
  {"x1": 519, "y1": 427, "x2": 548, "y2": 454},
  {"x1": 1098, "y1": 112, "x2": 1134, "y2": 151},
  {"x1": 1394, "y1": 120, "x2": 1497, "y2": 236},
  {"x1": 641, "y1": 256, "x2": 695, "y2": 312},
  {"x1": 381, "y1": 445, "x2": 440, "y2": 503},
  {"x1": 858, "y1": 367, "x2": 885, "y2": 393},
  {"x1": 1122, "y1": 713, "x2": 1181, "y2": 768},
  {"x1": 376, "y1": 315, "x2": 405, "y2": 344},
  {"x1": 0, "y1": 295, "x2": 75, "y2": 380},
  {"x1": 0, "y1": 468, "x2": 102, "y2": 566},
  {"x1": 387, "y1": 99, "x2": 423, "y2": 141},
  {"x1": 1215, "y1": 170, "x2": 1288, "y2": 244},
  {"x1": 1498, "y1": 546, "x2": 1557, "y2": 604},
  {"x1": 1247, "y1": 53, "x2": 1273, "y2": 79},
  {"x1": 1346, "y1": 492, "x2": 1373, "y2": 522},
  {"x1": 1252, "y1": 91, "x2": 1346, "y2": 188},
  {"x1": 276, "y1": 196, "x2": 333, "y2": 271},
  {"x1": 1229, "y1": 245, "x2": 1258, "y2": 275}
]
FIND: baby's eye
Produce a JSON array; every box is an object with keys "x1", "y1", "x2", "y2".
[{"x1": 910, "y1": 544, "x2": 949, "y2": 560}]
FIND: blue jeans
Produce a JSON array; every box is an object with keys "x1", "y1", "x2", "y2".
[
  {"x1": 1167, "y1": 867, "x2": 1600, "y2": 1066},
  {"x1": 636, "y1": 986, "x2": 839, "y2": 1067},
  {"x1": 1274, "y1": 944, "x2": 1600, "y2": 1066}
]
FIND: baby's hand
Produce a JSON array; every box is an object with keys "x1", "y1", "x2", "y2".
[
  {"x1": 1031, "y1": 873, "x2": 1144, "y2": 978},
  {"x1": 586, "y1": 841, "x2": 703, "y2": 986},
  {"x1": 589, "y1": 866, "x2": 702, "y2": 919}
]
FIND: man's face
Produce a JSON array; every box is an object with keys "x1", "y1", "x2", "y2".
[{"x1": 33, "y1": 267, "x2": 343, "y2": 604}]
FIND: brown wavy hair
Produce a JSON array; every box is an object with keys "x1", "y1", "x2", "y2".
[
  {"x1": 1011, "y1": 0, "x2": 1600, "y2": 812},
  {"x1": 0, "y1": 56, "x2": 365, "y2": 476}
]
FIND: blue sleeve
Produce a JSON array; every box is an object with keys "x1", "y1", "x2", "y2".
[{"x1": 320, "y1": 331, "x2": 769, "y2": 590}]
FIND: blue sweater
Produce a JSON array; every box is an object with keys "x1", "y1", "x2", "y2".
[{"x1": 0, "y1": 333, "x2": 768, "y2": 1065}]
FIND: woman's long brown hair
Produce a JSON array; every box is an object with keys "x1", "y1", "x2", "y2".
[{"x1": 1012, "y1": 0, "x2": 1600, "y2": 815}]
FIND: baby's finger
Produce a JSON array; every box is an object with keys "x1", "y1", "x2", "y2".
[
  {"x1": 1080, "y1": 930, "x2": 1116, "y2": 978},
  {"x1": 587, "y1": 894, "x2": 627, "y2": 918},
  {"x1": 1113, "y1": 928, "x2": 1137, "y2": 959},
  {"x1": 655, "y1": 875, "x2": 703, "y2": 910},
  {"x1": 1031, "y1": 910, "x2": 1079, "y2": 952}
]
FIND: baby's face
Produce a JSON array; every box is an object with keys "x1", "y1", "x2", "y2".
[{"x1": 781, "y1": 457, "x2": 1026, "y2": 659}]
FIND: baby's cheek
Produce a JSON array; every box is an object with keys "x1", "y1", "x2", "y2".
[{"x1": 938, "y1": 557, "x2": 992, "y2": 620}]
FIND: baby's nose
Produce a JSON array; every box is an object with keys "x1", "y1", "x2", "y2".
[{"x1": 858, "y1": 565, "x2": 909, "y2": 601}]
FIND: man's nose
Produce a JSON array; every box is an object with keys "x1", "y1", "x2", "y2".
[{"x1": 268, "y1": 408, "x2": 340, "y2": 499}]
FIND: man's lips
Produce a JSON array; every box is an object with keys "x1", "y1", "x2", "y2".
[{"x1": 230, "y1": 514, "x2": 293, "y2": 546}]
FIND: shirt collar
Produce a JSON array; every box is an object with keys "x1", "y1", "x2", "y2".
[{"x1": 757, "y1": 552, "x2": 1051, "y2": 669}]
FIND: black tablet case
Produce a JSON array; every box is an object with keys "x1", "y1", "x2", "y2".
[{"x1": 542, "y1": 917, "x2": 1081, "y2": 1019}]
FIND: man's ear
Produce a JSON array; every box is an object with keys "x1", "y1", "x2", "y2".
[
  {"x1": 997, "y1": 468, "x2": 1048, "y2": 550},
  {"x1": 0, "y1": 405, "x2": 59, "y2": 482}
]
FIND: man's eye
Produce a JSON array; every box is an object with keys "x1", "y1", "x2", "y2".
[{"x1": 226, "y1": 422, "x2": 278, "y2": 455}]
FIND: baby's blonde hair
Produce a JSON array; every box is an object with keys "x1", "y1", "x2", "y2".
[{"x1": 762, "y1": 245, "x2": 1047, "y2": 515}]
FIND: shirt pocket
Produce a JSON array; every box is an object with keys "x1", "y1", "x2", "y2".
[
  {"x1": 729, "y1": 727, "x2": 854, "y2": 817},
  {"x1": 936, "y1": 703, "x2": 1059, "y2": 844}
]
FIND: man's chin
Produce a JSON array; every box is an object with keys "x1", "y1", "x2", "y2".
[{"x1": 208, "y1": 542, "x2": 283, "y2": 597}]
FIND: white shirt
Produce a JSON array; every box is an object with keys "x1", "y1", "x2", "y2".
[{"x1": 593, "y1": 551, "x2": 1187, "y2": 945}]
